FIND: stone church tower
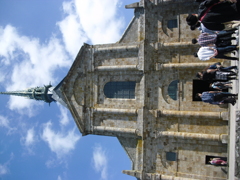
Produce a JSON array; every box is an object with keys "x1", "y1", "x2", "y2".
[{"x1": 1, "y1": 0, "x2": 230, "y2": 179}]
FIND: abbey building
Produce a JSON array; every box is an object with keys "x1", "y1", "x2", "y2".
[
  {"x1": 54, "y1": 1, "x2": 231, "y2": 179},
  {"x1": 2, "y1": 0, "x2": 230, "y2": 179},
  {"x1": 58, "y1": 0, "x2": 230, "y2": 179}
]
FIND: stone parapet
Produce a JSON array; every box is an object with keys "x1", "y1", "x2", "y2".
[
  {"x1": 94, "y1": 108, "x2": 138, "y2": 115},
  {"x1": 92, "y1": 126, "x2": 141, "y2": 137},
  {"x1": 158, "y1": 110, "x2": 229, "y2": 120},
  {"x1": 95, "y1": 65, "x2": 139, "y2": 71},
  {"x1": 122, "y1": 170, "x2": 200, "y2": 180},
  {"x1": 157, "y1": 131, "x2": 228, "y2": 144},
  {"x1": 156, "y1": 62, "x2": 213, "y2": 70},
  {"x1": 95, "y1": 45, "x2": 139, "y2": 52}
]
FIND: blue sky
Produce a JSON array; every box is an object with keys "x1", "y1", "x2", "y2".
[{"x1": 0, "y1": 1, "x2": 137, "y2": 180}]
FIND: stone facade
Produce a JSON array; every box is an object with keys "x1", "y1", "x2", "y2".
[
  {"x1": 59, "y1": 0, "x2": 230, "y2": 179},
  {"x1": 236, "y1": 111, "x2": 240, "y2": 179}
]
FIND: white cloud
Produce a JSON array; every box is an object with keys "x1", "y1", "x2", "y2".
[
  {"x1": 58, "y1": 0, "x2": 124, "y2": 58},
  {"x1": 92, "y1": 144, "x2": 108, "y2": 180},
  {"x1": 20, "y1": 127, "x2": 37, "y2": 155},
  {"x1": 45, "y1": 157, "x2": 66, "y2": 169},
  {"x1": 0, "y1": 115, "x2": 15, "y2": 134},
  {"x1": 45, "y1": 158, "x2": 58, "y2": 168},
  {"x1": 0, "y1": 164, "x2": 8, "y2": 176},
  {"x1": 57, "y1": 1, "x2": 88, "y2": 58},
  {"x1": 58, "y1": 104, "x2": 70, "y2": 126},
  {"x1": 24, "y1": 128, "x2": 35, "y2": 146},
  {"x1": 74, "y1": 0, "x2": 124, "y2": 44},
  {"x1": 0, "y1": 67, "x2": 7, "y2": 83},
  {"x1": 0, "y1": 25, "x2": 72, "y2": 116},
  {"x1": 0, "y1": 153, "x2": 14, "y2": 176},
  {"x1": 0, "y1": 115, "x2": 10, "y2": 128},
  {"x1": 0, "y1": 0, "x2": 125, "y2": 116},
  {"x1": 41, "y1": 121, "x2": 80, "y2": 159}
]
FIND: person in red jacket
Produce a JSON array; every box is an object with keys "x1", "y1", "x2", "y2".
[{"x1": 209, "y1": 158, "x2": 227, "y2": 165}]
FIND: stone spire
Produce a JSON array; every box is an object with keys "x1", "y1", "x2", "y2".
[{"x1": 0, "y1": 84, "x2": 55, "y2": 104}]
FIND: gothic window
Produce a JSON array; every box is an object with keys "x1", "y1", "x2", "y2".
[
  {"x1": 104, "y1": 81, "x2": 136, "y2": 99},
  {"x1": 167, "y1": 19, "x2": 178, "y2": 29},
  {"x1": 166, "y1": 152, "x2": 177, "y2": 161},
  {"x1": 168, "y1": 80, "x2": 179, "y2": 100}
]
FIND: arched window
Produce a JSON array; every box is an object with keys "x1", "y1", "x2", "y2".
[
  {"x1": 104, "y1": 81, "x2": 136, "y2": 99},
  {"x1": 168, "y1": 80, "x2": 179, "y2": 100}
]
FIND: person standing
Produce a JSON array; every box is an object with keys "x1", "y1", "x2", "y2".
[
  {"x1": 186, "y1": 0, "x2": 240, "y2": 31},
  {"x1": 210, "y1": 81, "x2": 232, "y2": 90},
  {"x1": 192, "y1": 30, "x2": 237, "y2": 47},
  {"x1": 196, "y1": 69, "x2": 237, "y2": 81},
  {"x1": 206, "y1": 62, "x2": 238, "y2": 72},
  {"x1": 196, "y1": 91, "x2": 237, "y2": 105},
  {"x1": 196, "y1": 45, "x2": 239, "y2": 61},
  {"x1": 209, "y1": 158, "x2": 227, "y2": 165}
]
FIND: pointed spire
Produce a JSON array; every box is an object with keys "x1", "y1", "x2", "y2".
[{"x1": 0, "y1": 85, "x2": 55, "y2": 103}]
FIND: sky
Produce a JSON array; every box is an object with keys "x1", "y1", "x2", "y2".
[{"x1": 0, "y1": 1, "x2": 138, "y2": 180}]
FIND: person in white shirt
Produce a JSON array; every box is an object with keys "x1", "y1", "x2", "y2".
[{"x1": 195, "y1": 45, "x2": 239, "y2": 60}]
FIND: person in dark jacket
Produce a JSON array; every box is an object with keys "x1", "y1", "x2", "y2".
[
  {"x1": 197, "y1": 91, "x2": 237, "y2": 105},
  {"x1": 204, "y1": 62, "x2": 238, "y2": 72},
  {"x1": 196, "y1": 69, "x2": 237, "y2": 81},
  {"x1": 186, "y1": 0, "x2": 240, "y2": 31}
]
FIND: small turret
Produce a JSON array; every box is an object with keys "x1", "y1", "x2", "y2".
[{"x1": 0, "y1": 84, "x2": 55, "y2": 104}]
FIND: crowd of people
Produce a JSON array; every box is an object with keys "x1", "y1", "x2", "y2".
[{"x1": 186, "y1": 0, "x2": 240, "y2": 105}]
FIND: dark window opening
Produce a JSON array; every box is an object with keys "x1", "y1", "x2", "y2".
[
  {"x1": 166, "y1": 152, "x2": 177, "y2": 161},
  {"x1": 168, "y1": 80, "x2": 179, "y2": 100},
  {"x1": 104, "y1": 81, "x2": 136, "y2": 99},
  {"x1": 192, "y1": 80, "x2": 211, "y2": 101},
  {"x1": 192, "y1": 80, "x2": 228, "y2": 101},
  {"x1": 167, "y1": 19, "x2": 178, "y2": 29}
]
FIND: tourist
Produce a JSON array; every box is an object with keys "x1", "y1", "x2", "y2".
[
  {"x1": 186, "y1": 0, "x2": 240, "y2": 31},
  {"x1": 196, "y1": 69, "x2": 237, "y2": 81},
  {"x1": 196, "y1": 45, "x2": 239, "y2": 61},
  {"x1": 196, "y1": 91, "x2": 237, "y2": 105},
  {"x1": 210, "y1": 81, "x2": 232, "y2": 90},
  {"x1": 192, "y1": 30, "x2": 237, "y2": 47},
  {"x1": 209, "y1": 158, "x2": 227, "y2": 165},
  {"x1": 205, "y1": 62, "x2": 238, "y2": 72}
]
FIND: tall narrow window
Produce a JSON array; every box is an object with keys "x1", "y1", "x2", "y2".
[
  {"x1": 168, "y1": 80, "x2": 179, "y2": 100},
  {"x1": 167, "y1": 19, "x2": 178, "y2": 29},
  {"x1": 104, "y1": 81, "x2": 136, "y2": 99}
]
